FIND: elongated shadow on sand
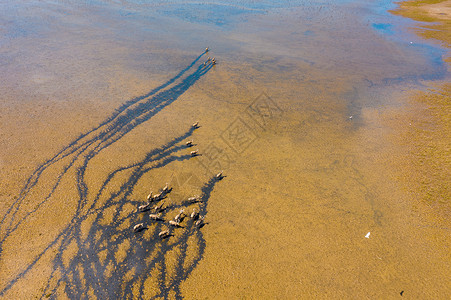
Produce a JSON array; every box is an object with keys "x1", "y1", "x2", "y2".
[
  {"x1": 0, "y1": 52, "x2": 208, "y2": 245},
  {"x1": 38, "y1": 140, "x2": 219, "y2": 299},
  {"x1": 0, "y1": 53, "x2": 215, "y2": 298}
]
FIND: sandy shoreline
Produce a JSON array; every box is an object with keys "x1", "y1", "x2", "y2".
[
  {"x1": 392, "y1": 0, "x2": 450, "y2": 226},
  {"x1": 0, "y1": 0, "x2": 450, "y2": 298}
]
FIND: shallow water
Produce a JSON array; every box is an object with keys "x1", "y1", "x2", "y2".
[{"x1": 0, "y1": 0, "x2": 449, "y2": 298}]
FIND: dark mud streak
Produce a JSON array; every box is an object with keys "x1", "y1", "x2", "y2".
[
  {"x1": 312, "y1": 155, "x2": 383, "y2": 226},
  {"x1": 0, "y1": 53, "x2": 215, "y2": 298}
]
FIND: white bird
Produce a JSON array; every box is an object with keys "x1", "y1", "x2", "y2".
[{"x1": 365, "y1": 232, "x2": 371, "y2": 239}]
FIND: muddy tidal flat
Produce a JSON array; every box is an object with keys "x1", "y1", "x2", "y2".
[{"x1": 0, "y1": 0, "x2": 450, "y2": 299}]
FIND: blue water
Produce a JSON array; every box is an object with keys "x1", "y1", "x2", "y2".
[
  {"x1": 372, "y1": 23, "x2": 394, "y2": 35},
  {"x1": 0, "y1": 0, "x2": 448, "y2": 98}
]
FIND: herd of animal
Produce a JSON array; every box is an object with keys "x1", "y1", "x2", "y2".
[
  {"x1": 133, "y1": 48, "x2": 220, "y2": 239},
  {"x1": 133, "y1": 120, "x2": 224, "y2": 239}
]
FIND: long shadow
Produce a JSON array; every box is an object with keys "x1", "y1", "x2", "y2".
[
  {"x1": 2, "y1": 51, "x2": 205, "y2": 226},
  {"x1": 42, "y1": 176, "x2": 217, "y2": 299},
  {"x1": 0, "y1": 123, "x2": 216, "y2": 298},
  {"x1": 0, "y1": 52, "x2": 211, "y2": 250},
  {"x1": 37, "y1": 134, "x2": 217, "y2": 299},
  {"x1": 0, "y1": 143, "x2": 182, "y2": 296},
  {"x1": 0, "y1": 53, "x2": 216, "y2": 297}
]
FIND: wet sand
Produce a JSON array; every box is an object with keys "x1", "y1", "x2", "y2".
[{"x1": 0, "y1": 0, "x2": 450, "y2": 299}]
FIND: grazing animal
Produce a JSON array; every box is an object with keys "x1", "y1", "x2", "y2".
[
  {"x1": 187, "y1": 196, "x2": 199, "y2": 203},
  {"x1": 205, "y1": 47, "x2": 209, "y2": 52},
  {"x1": 186, "y1": 140, "x2": 193, "y2": 147},
  {"x1": 159, "y1": 230, "x2": 170, "y2": 239},
  {"x1": 133, "y1": 223, "x2": 145, "y2": 232},
  {"x1": 190, "y1": 149, "x2": 199, "y2": 157},
  {"x1": 153, "y1": 201, "x2": 165, "y2": 212},
  {"x1": 215, "y1": 171, "x2": 223, "y2": 180},
  {"x1": 138, "y1": 203, "x2": 151, "y2": 212},
  {"x1": 195, "y1": 216, "x2": 205, "y2": 227},
  {"x1": 169, "y1": 220, "x2": 182, "y2": 227},
  {"x1": 146, "y1": 191, "x2": 153, "y2": 202},
  {"x1": 149, "y1": 213, "x2": 162, "y2": 221},
  {"x1": 190, "y1": 209, "x2": 199, "y2": 219},
  {"x1": 192, "y1": 121, "x2": 199, "y2": 128},
  {"x1": 153, "y1": 192, "x2": 163, "y2": 201},
  {"x1": 174, "y1": 209, "x2": 185, "y2": 223},
  {"x1": 162, "y1": 183, "x2": 169, "y2": 193}
]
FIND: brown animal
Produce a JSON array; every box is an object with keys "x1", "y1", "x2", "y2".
[
  {"x1": 174, "y1": 209, "x2": 185, "y2": 223},
  {"x1": 169, "y1": 220, "x2": 182, "y2": 227},
  {"x1": 187, "y1": 195, "x2": 200, "y2": 203},
  {"x1": 159, "y1": 230, "x2": 170, "y2": 238},
  {"x1": 153, "y1": 192, "x2": 163, "y2": 201},
  {"x1": 146, "y1": 191, "x2": 153, "y2": 202},
  {"x1": 190, "y1": 149, "x2": 199, "y2": 157},
  {"x1": 138, "y1": 203, "x2": 151, "y2": 212},
  {"x1": 215, "y1": 171, "x2": 223, "y2": 180},
  {"x1": 153, "y1": 201, "x2": 165, "y2": 213},
  {"x1": 133, "y1": 223, "x2": 145, "y2": 232},
  {"x1": 195, "y1": 216, "x2": 205, "y2": 227},
  {"x1": 162, "y1": 183, "x2": 170, "y2": 193},
  {"x1": 149, "y1": 213, "x2": 162, "y2": 221},
  {"x1": 190, "y1": 209, "x2": 199, "y2": 219}
]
